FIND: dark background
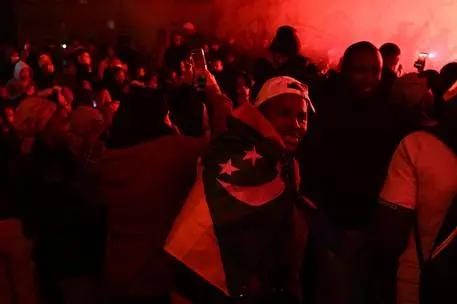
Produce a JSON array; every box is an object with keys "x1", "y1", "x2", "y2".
[{"x1": 0, "y1": 0, "x2": 17, "y2": 45}]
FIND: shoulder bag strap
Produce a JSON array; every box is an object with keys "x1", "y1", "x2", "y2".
[{"x1": 413, "y1": 214, "x2": 425, "y2": 269}]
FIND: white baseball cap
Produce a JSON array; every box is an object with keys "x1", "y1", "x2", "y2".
[{"x1": 254, "y1": 76, "x2": 314, "y2": 112}]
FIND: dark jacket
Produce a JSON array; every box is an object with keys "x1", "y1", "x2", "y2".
[
  {"x1": 163, "y1": 45, "x2": 187, "y2": 73},
  {"x1": 17, "y1": 138, "x2": 106, "y2": 277},
  {"x1": 299, "y1": 75, "x2": 397, "y2": 230},
  {"x1": 276, "y1": 55, "x2": 309, "y2": 85}
]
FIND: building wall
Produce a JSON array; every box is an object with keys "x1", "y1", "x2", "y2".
[{"x1": 14, "y1": 0, "x2": 217, "y2": 49}]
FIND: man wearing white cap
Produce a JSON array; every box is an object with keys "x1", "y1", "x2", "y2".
[
  {"x1": 167, "y1": 76, "x2": 317, "y2": 303},
  {"x1": 253, "y1": 76, "x2": 314, "y2": 152}
]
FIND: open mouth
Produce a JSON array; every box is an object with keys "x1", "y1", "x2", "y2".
[{"x1": 283, "y1": 134, "x2": 300, "y2": 145}]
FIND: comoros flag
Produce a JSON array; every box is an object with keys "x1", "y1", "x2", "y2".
[{"x1": 165, "y1": 141, "x2": 308, "y2": 297}]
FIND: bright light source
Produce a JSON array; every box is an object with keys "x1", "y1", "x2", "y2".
[
  {"x1": 61, "y1": 44, "x2": 67, "y2": 49},
  {"x1": 429, "y1": 52, "x2": 436, "y2": 58}
]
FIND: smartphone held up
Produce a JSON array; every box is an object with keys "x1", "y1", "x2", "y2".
[
  {"x1": 190, "y1": 48, "x2": 208, "y2": 91},
  {"x1": 414, "y1": 52, "x2": 429, "y2": 71}
]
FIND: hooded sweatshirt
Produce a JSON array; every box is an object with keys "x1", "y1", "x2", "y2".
[{"x1": 6, "y1": 61, "x2": 35, "y2": 103}]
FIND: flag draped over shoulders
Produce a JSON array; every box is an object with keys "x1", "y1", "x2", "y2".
[{"x1": 166, "y1": 104, "x2": 308, "y2": 300}]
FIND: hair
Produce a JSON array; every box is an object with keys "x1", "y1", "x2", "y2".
[
  {"x1": 107, "y1": 87, "x2": 173, "y2": 149},
  {"x1": 440, "y1": 62, "x2": 457, "y2": 92},
  {"x1": 422, "y1": 69, "x2": 440, "y2": 90},
  {"x1": 270, "y1": 25, "x2": 301, "y2": 58},
  {"x1": 341, "y1": 41, "x2": 378, "y2": 73},
  {"x1": 167, "y1": 85, "x2": 205, "y2": 137},
  {"x1": 379, "y1": 43, "x2": 401, "y2": 58}
]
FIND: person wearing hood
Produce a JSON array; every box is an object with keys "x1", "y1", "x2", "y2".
[
  {"x1": 101, "y1": 72, "x2": 231, "y2": 304},
  {"x1": 4, "y1": 61, "x2": 36, "y2": 105},
  {"x1": 166, "y1": 76, "x2": 315, "y2": 304},
  {"x1": 270, "y1": 26, "x2": 309, "y2": 85}
]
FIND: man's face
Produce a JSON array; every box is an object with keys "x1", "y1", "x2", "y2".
[
  {"x1": 260, "y1": 94, "x2": 308, "y2": 153},
  {"x1": 384, "y1": 54, "x2": 400, "y2": 73},
  {"x1": 173, "y1": 34, "x2": 183, "y2": 47},
  {"x1": 19, "y1": 68, "x2": 31, "y2": 82},
  {"x1": 115, "y1": 70, "x2": 126, "y2": 83},
  {"x1": 137, "y1": 67, "x2": 146, "y2": 79},
  {"x1": 4, "y1": 108, "x2": 14, "y2": 124},
  {"x1": 43, "y1": 63, "x2": 55, "y2": 74},
  {"x1": 148, "y1": 74, "x2": 159, "y2": 89},
  {"x1": 10, "y1": 52, "x2": 20, "y2": 65},
  {"x1": 236, "y1": 76, "x2": 250, "y2": 101},
  {"x1": 78, "y1": 52, "x2": 92, "y2": 66},
  {"x1": 110, "y1": 101, "x2": 120, "y2": 113},
  {"x1": 212, "y1": 60, "x2": 223, "y2": 73},
  {"x1": 345, "y1": 50, "x2": 382, "y2": 96}
]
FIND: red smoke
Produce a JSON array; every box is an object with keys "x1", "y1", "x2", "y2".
[{"x1": 216, "y1": 0, "x2": 457, "y2": 71}]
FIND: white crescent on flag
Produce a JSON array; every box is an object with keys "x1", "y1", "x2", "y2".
[{"x1": 216, "y1": 163, "x2": 285, "y2": 207}]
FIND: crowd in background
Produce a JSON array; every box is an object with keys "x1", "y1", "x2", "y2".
[{"x1": 0, "y1": 21, "x2": 456, "y2": 304}]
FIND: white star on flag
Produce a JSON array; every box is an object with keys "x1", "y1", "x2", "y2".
[
  {"x1": 219, "y1": 159, "x2": 239, "y2": 176},
  {"x1": 243, "y1": 146, "x2": 262, "y2": 166}
]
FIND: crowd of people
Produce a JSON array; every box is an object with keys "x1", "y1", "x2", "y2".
[{"x1": 0, "y1": 21, "x2": 457, "y2": 304}]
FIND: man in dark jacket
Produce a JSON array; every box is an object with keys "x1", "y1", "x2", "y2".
[{"x1": 299, "y1": 41, "x2": 397, "y2": 304}]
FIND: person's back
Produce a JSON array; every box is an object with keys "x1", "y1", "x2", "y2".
[
  {"x1": 101, "y1": 135, "x2": 207, "y2": 300},
  {"x1": 374, "y1": 131, "x2": 457, "y2": 304},
  {"x1": 101, "y1": 87, "x2": 209, "y2": 303},
  {"x1": 372, "y1": 75, "x2": 457, "y2": 304}
]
